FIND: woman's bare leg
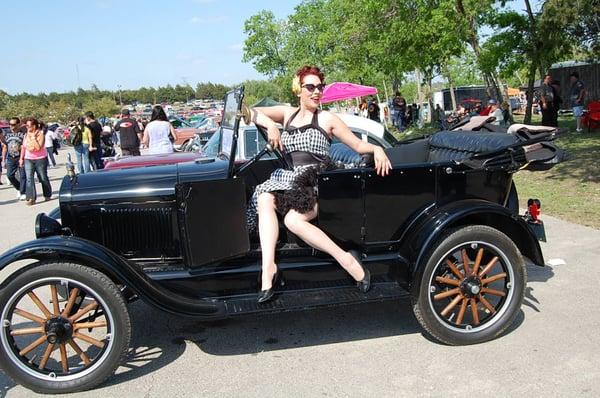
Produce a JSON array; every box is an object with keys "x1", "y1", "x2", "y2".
[
  {"x1": 284, "y1": 208, "x2": 365, "y2": 281},
  {"x1": 257, "y1": 192, "x2": 279, "y2": 290}
]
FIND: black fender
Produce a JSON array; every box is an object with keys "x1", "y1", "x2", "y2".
[
  {"x1": 0, "y1": 235, "x2": 225, "y2": 318},
  {"x1": 399, "y1": 199, "x2": 544, "y2": 288}
]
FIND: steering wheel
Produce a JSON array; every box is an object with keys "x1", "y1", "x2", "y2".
[{"x1": 254, "y1": 123, "x2": 292, "y2": 171}]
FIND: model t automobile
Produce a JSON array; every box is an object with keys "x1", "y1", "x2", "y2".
[{"x1": 0, "y1": 88, "x2": 562, "y2": 393}]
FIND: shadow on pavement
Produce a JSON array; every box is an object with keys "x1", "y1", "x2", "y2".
[
  {"x1": 105, "y1": 298, "x2": 421, "y2": 387},
  {"x1": 523, "y1": 263, "x2": 554, "y2": 312},
  {"x1": 0, "y1": 373, "x2": 17, "y2": 395}
]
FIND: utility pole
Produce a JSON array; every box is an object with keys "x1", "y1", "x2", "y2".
[
  {"x1": 75, "y1": 64, "x2": 81, "y2": 89},
  {"x1": 181, "y1": 77, "x2": 191, "y2": 103}
]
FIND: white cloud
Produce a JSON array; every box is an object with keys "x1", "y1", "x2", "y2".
[{"x1": 229, "y1": 43, "x2": 243, "y2": 51}]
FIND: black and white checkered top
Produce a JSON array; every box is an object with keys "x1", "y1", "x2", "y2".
[{"x1": 246, "y1": 108, "x2": 332, "y2": 231}]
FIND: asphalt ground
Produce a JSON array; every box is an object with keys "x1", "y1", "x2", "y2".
[{"x1": 1, "y1": 147, "x2": 600, "y2": 397}]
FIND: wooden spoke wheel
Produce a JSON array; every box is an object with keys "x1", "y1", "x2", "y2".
[
  {"x1": 0, "y1": 263, "x2": 130, "y2": 394},
  {"x1": 412, "y1": 226, "x2": 526, "y2": 345}
]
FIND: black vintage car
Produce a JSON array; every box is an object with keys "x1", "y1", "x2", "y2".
[{"x1": 0, "y1": 88, "x2": 563, "y2": 393}]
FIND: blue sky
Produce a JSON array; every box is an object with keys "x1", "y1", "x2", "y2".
[{"x1": 2, "y1": 0, "x2": 299, "y2": 94}]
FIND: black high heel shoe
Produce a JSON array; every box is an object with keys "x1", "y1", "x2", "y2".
[
  {"x1": 257, "y1": 267, "x2": 282, "y2": 304},
  {"x1": 349, "y1": 250, "x2": 371, "y2": 293}
]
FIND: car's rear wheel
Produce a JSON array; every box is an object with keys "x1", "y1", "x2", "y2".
[
  {"x1": 0, "y1": 262, "x2": 130, "y2": 394},
  {"x1": 412, "y1": 225, "x2": 526, "y2": 345}
]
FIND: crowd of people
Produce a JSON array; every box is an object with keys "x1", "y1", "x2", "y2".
[
  {"x1": 0, "y1": 105, "x2": 181, "y2": 206},
  {"x1": 539, "y1": 71, "x2": 587, "y2": 131}
]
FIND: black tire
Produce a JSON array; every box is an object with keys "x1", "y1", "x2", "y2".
[
  {"x1": 0, "y1": 262, "x2": 131, "y2": 394},
  {"x1": 412, "y1": 225, "x2": 526, "y2": 345}
]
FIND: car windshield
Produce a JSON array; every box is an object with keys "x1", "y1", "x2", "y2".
[
  {"x1": 202, "y1": 128, "x2": 221, "y2": 158},
  {"x1": 170, "y1": 116, "x2": 192, "y2": 128}
]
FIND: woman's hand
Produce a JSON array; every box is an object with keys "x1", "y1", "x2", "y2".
[
  {"x1": 267, "y1": 124, "x2": 283, "y2": 151},
  {"x1": 373, "y1": 146, "x2": 391, "y2": 177}
]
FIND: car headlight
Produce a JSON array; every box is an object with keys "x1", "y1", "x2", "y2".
[{"x1": 35, "y1": 213, "x2": 63, "y2": 238}]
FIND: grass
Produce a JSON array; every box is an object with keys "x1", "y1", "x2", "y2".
[
  {"x1": 512, "y1": 114, "x2": 600, "y2": 229},
  {"x1": 387, "y1": 115, "x2": 600, "y2": 229}
]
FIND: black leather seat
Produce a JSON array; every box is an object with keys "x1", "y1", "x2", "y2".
[{"x1": 427, "y1": 131, "x2": 519, "y2": 162}]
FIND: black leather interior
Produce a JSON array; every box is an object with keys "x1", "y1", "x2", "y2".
[
  {"x1": 329, "y1": 143, "x2": 374, "y2": 168},
  {"x1": 330, "y1": 131, "x2": 522, "y2": 168},
  {"x1": 428, "y1": 131, "x2": 519, "y2": 162}
]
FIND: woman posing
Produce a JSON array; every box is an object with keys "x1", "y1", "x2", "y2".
[
  {"x1": 248, "y1": 65, "x2": 392, "y2": 303},
  {"x1": 142, "y1": 106, "x2": 177, "y2": 154},
  {"x1": 19, "y1": 117, "x2": 52, "y2": 205}
]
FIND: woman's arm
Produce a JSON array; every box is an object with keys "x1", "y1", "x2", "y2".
[
  {"x1": 85, "y1": 127, "x2": 95, "y2": 151},
  {"x1": 329, "y1": 113, "x2": 391, "y2": 176},
  {"x1": 169, "y1": 124, "x2": 177, "y2": 142},
  {"x1": 142, "y1": 128, "x2": 149, "y2": 147},
  {"x1": 19, "y1": 143, "x2": 26, "y2": 166},
  {"x1": 250, "y1": 106, "x2": 292, "y2": 151}
]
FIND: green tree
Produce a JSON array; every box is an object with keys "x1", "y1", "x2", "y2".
[
  {"x1": 242, "y1": 79, "x2": 287, "y2": 106},
  {"x1": 83, "y1": 97, "x2": 119, "y2": 119},
  {"x1": 242, "y1": 10, "x2": 289, "y2": 77}
]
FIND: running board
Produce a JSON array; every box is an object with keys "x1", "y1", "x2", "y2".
[{"x1": 222, "y1": 282, "x2": 409, "y2": 316}]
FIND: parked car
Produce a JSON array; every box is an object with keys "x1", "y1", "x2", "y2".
[
  {"x1": 0, "y1": 87, "x2": 563, "y2": 393},
  {"x1": 167, "y1": 115, "x2": 202, "y2": 150}
]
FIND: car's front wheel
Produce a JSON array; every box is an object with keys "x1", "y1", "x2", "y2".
[
  {"x1": 412, "y1": 225, "x2": 526, "y2": 345},
  {"x1": 0, "y1": 262, "x2": 131, "y2": 394}
]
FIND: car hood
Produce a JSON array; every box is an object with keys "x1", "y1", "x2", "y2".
[
  {"x1": 104, "y1": 152, "x2": 204, "y2": 170},
  {"x1": 60, "y1": 158, "x2": 229, "y2": 203}
]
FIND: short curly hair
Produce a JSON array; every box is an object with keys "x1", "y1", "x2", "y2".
[{"x1": 292, "y1": 65, "x2": 325, "y2": 94}]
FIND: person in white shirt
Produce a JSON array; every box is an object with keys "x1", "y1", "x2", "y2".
[
  {"x1": 488, "y1": 99, "x2": 504, "y2": 126},
  {"x1": 44, "y1": 125, "x2": 56, "y2": 167},
  {"x1": 142, "y1": 106, "x2": 177, "y2": 154}
]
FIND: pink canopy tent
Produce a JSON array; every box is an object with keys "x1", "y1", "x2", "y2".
[{"x1": 320, "y1": 82, "x2": 378, "y2": 104}]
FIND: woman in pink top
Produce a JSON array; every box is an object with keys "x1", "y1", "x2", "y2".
[{"x1": 19, "y1": 117, "x2": 52, "y2": 205}]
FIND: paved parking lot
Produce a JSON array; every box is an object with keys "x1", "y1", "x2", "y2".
[{"x1": 1, "y1": 148, "x2": 600, "y2": 397}]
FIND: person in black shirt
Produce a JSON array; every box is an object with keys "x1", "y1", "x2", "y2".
[
  {"x1": 539, "y1": 74, "x2": 555, "y2": 127},
  {"x1": 114, "y1": 109, "x2": 142, "y2": 156},
  {"x1": 1, "y1": 117, "x2": 27, "y2": 199},
  {"x1": 85, "y1": 111, "x2": 104, "y2": 169},
  {"x1": 367, "y1": 99, "x2": 380, "y2": 122}
]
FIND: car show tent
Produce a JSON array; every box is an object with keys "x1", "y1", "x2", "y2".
[{"x1": 320, "y1": 82, "x2": 378, "y2": 104}]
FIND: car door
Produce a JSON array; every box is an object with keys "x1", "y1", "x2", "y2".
[
  {"x1": 176, "y1": 177, "x2": 250, "y2": 267},
  {"x1": 317, "y1": 168, "x2": 364, "y2": 244}
]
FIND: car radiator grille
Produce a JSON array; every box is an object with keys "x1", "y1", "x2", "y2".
[{"x1": 100, "y1": 207, "x2": 175, "y2": 254}]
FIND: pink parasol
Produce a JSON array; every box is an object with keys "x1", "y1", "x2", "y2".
[{"x1": 320, "y1": 82, "x2": 378, "y2": 104}]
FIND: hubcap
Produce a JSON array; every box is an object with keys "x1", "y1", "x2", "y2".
[
  {"x1": 460, "y1": 275, "x2": 482, "y2": 298},
  {"x1": 45, "y1": 317, "x2": 73, "y2": 344}
]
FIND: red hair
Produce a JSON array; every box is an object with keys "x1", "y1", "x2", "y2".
[{"x1": 296, "y1": 65, "x2": 325, "y2": 84}]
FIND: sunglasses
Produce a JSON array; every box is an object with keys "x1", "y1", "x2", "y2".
[
  {"x1": 302, "y1": 83, "x2": 326, "y2": 93},
  {"x1": 9, "y1": 123, "x2": 17, "y2": 126}
]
